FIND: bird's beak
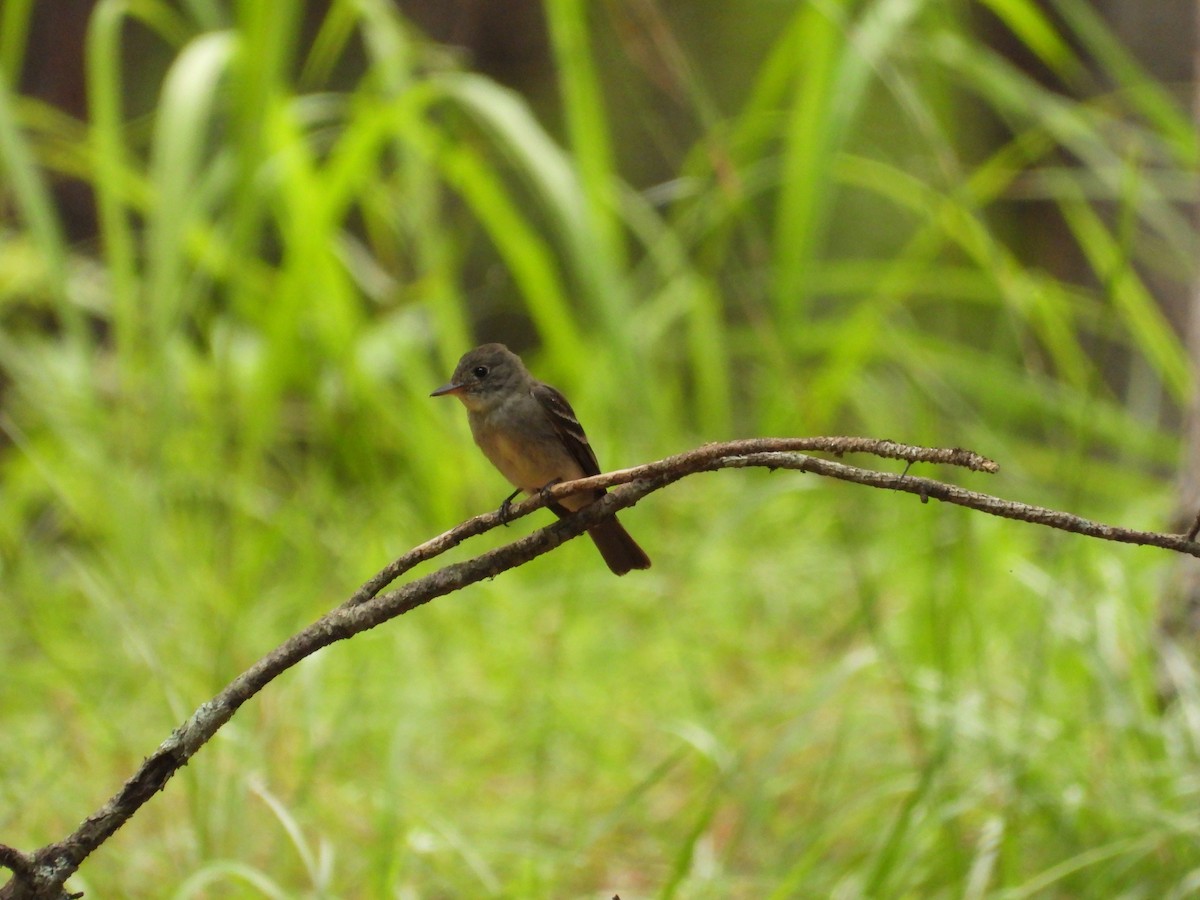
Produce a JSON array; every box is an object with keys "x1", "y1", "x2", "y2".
[{"x1": 430, "y1": 381, "x2": 466, "y2": 398}]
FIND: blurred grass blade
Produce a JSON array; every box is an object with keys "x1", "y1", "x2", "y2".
[
  {"x1": 0, "y1": 70, "x2": 73, "y2": 325},
  {"x1": 432, "y1": 71, "x2": 594, "y2": 366},
  {"x1": 0, "y1": 0, "x2": 34, "y2": 84},
  {"x1": 87, "y1": 0, "x2": 143, "y2": 373},
  {"x1": 146, "y1": 30, "x2": 235, "y2": 349},
  {"x1": 1059, "y1": 193, "x2": 1190, "y2": 400},
  {"x1": 544, "y1": 0, "x2": 632, "y2": 338},
  {"x1": 1053, "y1": 0, "x2": 1197, "y2": 164},
  {"x1": 978, "y1": 0, "x2": 1083, "y2": 83},
  {"x1": 433, "y1": 135, "x2": 586, "y2": 360},
  {"x1": 771, "y1": 2, "x2": 845, "y2": 314}
]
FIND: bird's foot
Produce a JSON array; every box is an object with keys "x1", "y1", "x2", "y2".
[
  {"x1": 498, "y1": 487, "x2": 522, "y2": 526},
  {"x1": 537, "y1": 478, "x2": 564, "y2": 504}
]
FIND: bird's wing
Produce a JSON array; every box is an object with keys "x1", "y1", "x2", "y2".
[{"x1": 532, "y1": 381, "x2": 602, "y2": 478}]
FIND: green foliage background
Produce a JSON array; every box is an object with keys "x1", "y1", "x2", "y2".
[{"x1": 0, "y1": 0, "x2": 1197, "y2": 896}]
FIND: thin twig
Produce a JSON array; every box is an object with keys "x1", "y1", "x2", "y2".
[
  {"x1": 1185, "y1": 508, "x2": 1200, "y2": 543},
  {"x1": 2, "y1": 437, "x2": 1194, "y2": 899}
]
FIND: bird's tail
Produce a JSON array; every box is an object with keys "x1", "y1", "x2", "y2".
[{"x1": 587, "y1": 517, "x2": 651, "y2": 576}]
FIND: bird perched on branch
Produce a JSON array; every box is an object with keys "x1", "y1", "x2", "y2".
[{"x1": 432, "y1": 343, "x2": 651, "y2": 575}]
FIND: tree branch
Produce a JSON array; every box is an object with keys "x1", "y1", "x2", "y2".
[
  {"x1": 0, "y1": 851, "x2": 32, "y2": 889},
  {"x1": 2, "y1": 437, "x2": 1193, "y2": 899}
]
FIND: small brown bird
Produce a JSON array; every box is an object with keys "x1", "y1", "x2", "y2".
[{"x1": 432, "y1": 343, "x2": 651, "y2": 575}]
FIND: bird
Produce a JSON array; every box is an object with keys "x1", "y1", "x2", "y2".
[{"x1": 431, "y1": 343, "x2": 651, "y2": 575}]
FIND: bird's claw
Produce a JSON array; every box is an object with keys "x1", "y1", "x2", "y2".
[
  {"x1": 538, "y1": 478, "x2": 563, "y2": 503},
  {"x1": 498, "y1": 487, "x2": 522, "y2": 526}
]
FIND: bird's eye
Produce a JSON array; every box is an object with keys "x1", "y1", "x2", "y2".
[{"x1": 472, "y1": 365, "x2": 489, "y2": 379}]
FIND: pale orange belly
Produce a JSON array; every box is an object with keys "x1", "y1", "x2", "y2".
[{"x1": 479, "y1": 431, "x2": 590, "y2": 511}]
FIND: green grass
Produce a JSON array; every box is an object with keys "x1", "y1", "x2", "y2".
[{"x1": 0, "y1": 0, "x2": 1197, "y2": 896}]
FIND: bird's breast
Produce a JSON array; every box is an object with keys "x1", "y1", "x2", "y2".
[{"x1": 469, "y1": 412, "x2": 584, "y2": 496}]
